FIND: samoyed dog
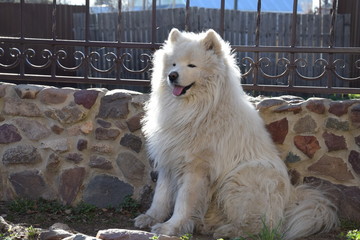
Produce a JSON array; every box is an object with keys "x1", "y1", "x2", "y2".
[{"x1": 135, "y1": 28, "x2": 338, "y2": 239}]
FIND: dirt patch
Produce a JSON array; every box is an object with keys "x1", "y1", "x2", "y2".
[{"x1": 0, "y1": 200, "x2": 356, "y2": 240}]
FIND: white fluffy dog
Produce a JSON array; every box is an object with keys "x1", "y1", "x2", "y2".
[{"x1": 135, "y1": 28, "x2": 338, "y2": 240}]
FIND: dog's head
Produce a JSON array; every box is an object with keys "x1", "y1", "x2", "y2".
[{"x1": 152, "y1": 28, "x2": 237, "y2": 100}]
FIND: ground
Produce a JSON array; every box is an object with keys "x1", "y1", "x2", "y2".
[{"x1": 0, "y1": 199, "x2": 358, "y2": 240}]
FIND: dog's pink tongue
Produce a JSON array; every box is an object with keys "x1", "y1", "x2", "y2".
[{"x1": 172, "y1": 85, "x2": 184, "y2": 96}]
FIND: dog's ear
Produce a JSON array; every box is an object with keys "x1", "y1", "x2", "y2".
[
  {"x1": 168, "y1": 28, "x2": 182, "y2": 43},
  {"x1": 202, "y1": 29, "x2": 222, "y2": 55}
]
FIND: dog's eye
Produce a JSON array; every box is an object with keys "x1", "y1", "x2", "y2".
[
  {"x1": 188, "y1": 64, "x2": 196, "y2": 68},
  {"x1": 172, "y1": 63, "x2": 176, "y2": 66}
]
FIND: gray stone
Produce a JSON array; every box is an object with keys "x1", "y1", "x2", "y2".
[
  {"x1": 74, "y1": 89, "x2": 99, "y2": 109},
  {"x1": 0, "y1": 124, "x2": 22, "y2": 144},
  {"x1": 59, "y1": 167, "x2": 85, "y2": 205},
  {"x1": 293, "y1": 115, "x2": 317, "y2": 134},
  {"x1": 14, "y1": 84, "x2": 44, "y2": 99},
  {"x1": 285, "y1": 152, "x2": 301, "y2": 163},
  {"x1": 89, "y1": 155, "x2": 113, "y2": 170},
  {"x1": 63, "y1": 233, "x2": 99, "y2": 240},
  {"x1": 40, "y1": 138, "x2": 69, "y2": 152},
  {"x1": 39, "y1": 228, "x2": 73, "y2": 240},
  {"x1": 325, "y1": 117, "x2": 350, "y2": 131},
  {"x1": 9, "y1": 170, "x2": 48, "y2": 199},
  {"x1": 96, "y1": 229, "x2": 180, "y2": 240},
  {"x1": 14, "y1": 118, "x2": 51, "y2": 140},
  {"x1": 0, "y1": 84, "x2": 7, "y2": 98},
  {"x1": 46, "y1": 103, "x2": 87, "y2": 124},
  {"x1": 2, "y1": 97, "x2": 42, "y2": 117},
  {"x1": 2, "y1": 144, "x2": 42, "y2": 165},
  {"x1": 95, "y1": 128, "x2": 121, "y2": 140},
  {"x1": 273, "y1": 103, "x2": 302, "y2": 114},
  {"x1": 116, "y1": 152, "x2": 145, "y2": 181},
  {"x1": 120, "y1": 134, "x2": 142, "y2": 153},
  {"x1": 256, "y1": 98, "x2": 285, "y2": 111},
  {"x1": 356, "y1": 135, "x2": 360, "y2": 147},
  {"x1": 83, "y1": 174, "x2": 133, "y2": 208},
  {"x1": 46, "y1": 153, "x2": 61, "y2": 173},
  {"x1": 96, "y1": 91, "x2": 132, "y2": 119}
]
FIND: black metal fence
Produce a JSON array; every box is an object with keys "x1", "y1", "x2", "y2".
[{"x1": 0, "y1": 0, "x2": 359, "y2": 94}]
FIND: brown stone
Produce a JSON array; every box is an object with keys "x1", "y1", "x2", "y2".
[
  {"x1": 348, "y1": 150, "x2": 360, "y2": 176},
  {"x1": 38, "y1": 88, "x2": 72, "y2": 104},
  {"x1": 89, "y1": 155, "x2": 113, "y2": 170},
  {"x1": 74, "y1": 89, "x2": 99, "y2": 109},
  {"x1": 14, "y1": 118, "x2": 51, "y2": 140},
  {"x1": 95, "y1": 127, "x2": 121, "y2": 140},
  {"x1": 308, "y1": 154, "x2": 354, "y2": 181},
  {"x1": 65, "y1": 153, "x2": 83, "y2": 163},
  {"x1": 59, "y1": 167, "x2": 85, "y2": 204},
  {"x1": 273, "y1": 104, "x2": 302, "y2": 114},
  {"x1": 265, "y1": 118, "x2": 288, "y2": 144},
  {"x1": 288, "y1": 169, "x2": 301, "y2": 185},
  {"x1": 329, "y1": 100, "x2": 354, "y2": 116},
  {"x1": 293, "y1": 115, "x2": 317, "y2": 134},
  {"x1": 116, "y1": 152, "x2": 145, "y2": 181},
  {"x1": 305, "y1": 99, "x2": 325, "y2": 114},
  {"x1": 51, "y1": 125, "x2": 64, "y2": 135},
  {"x1": 304, "y1": 177, "x2": 360, "y2": 222},
  {"x1": 97, "y1": 119, "x2": 112, "y2": 128},
  {"x1": 350, "y1": 103, "x2": 360, "y2": 128},
  {"x1": 126, "y1": 112, "x2": 145, "y2": 132},
  {"x1": 0, "y1": 124, "x2": 22, "y2": 144},
  {"x1": 294, "y1": 135, "x2": 320, "y2": 158},
  {"x1": 77, "y1": 139, "x2": 88, "y2": 151},
  {"x1": 322, "y1": 132, "x2": 347, "y2": 151},
  {"x1": 120, "y1": 134, "x2": 142, "y2": 153},
  {"x1": 356, "y1": 135, "x2": 360, "y2": 147},
  {"x1": 97, "y1": 91, "x2": 132, "y2": 119}
]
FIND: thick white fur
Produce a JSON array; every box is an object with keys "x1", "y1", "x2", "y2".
[{"x1": 134, "y1": 28, "x2": 338, "y2": 239}]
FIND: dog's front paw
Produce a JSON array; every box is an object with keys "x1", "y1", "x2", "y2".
[
  {"x1": 151, "y1": 222, "x2": 177, "y2": 236},
  {"x1": 134, "y1": 214, "x2": 157, "y2": 229}
]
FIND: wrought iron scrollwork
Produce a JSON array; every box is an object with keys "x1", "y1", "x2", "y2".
[{"x1": 0, "y1": 47, "x2": 21, "y2": 69}]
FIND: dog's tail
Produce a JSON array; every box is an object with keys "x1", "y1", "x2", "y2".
[{"x1": 282, "y1": 184, "x2": 339, "y2": 240}]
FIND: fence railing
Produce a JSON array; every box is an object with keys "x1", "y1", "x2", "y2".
[{"x1": 0, "y1": 0, "x2": 359, "y2": 94}]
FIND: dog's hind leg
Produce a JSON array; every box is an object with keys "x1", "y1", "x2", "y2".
[
  {"x1": 151, "y1": 159, "x2": 211, "y2": 236},
  {"x1": 213, "y1": 166, "x2": 290, "y2": 239}
]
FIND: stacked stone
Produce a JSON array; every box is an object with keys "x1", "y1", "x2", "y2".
[
  {"x1": 0, "y1": 82, "x2": 152, "y2": 208},
  {"x1": 253, "y1": 95, "x2": 360, "y2": 221}
]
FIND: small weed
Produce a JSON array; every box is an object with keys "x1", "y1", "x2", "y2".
[
  {"x1": 26, "y1": 225, "x2": 40, "y2": 240},
  {"x1": 180, "y1": 233, "x2": 192, "y2": 240},
  {"x1": 149, "y1": 235, "x2": 160, "y2": 240},
  {"x1": 340, "y1": 229, "x2": 360, "y2": 240},
  {"x1": 7, "y1": 198, "x2": 35, "y2": 214},
  {"x1": 119, "y1": 195, "x2": 141, "y2": 217},
  {"x1": 233, "y1": 218, "x2": 283, "y2": 240}
]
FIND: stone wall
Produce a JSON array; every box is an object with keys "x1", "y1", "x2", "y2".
[{"x1": 0, "y1": 82, "x2": 359, "y2": 220}]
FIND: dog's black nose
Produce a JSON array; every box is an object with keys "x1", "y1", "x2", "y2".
[{"x1": 168, "y1": 71, "x2": 179, "y2": 83}]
